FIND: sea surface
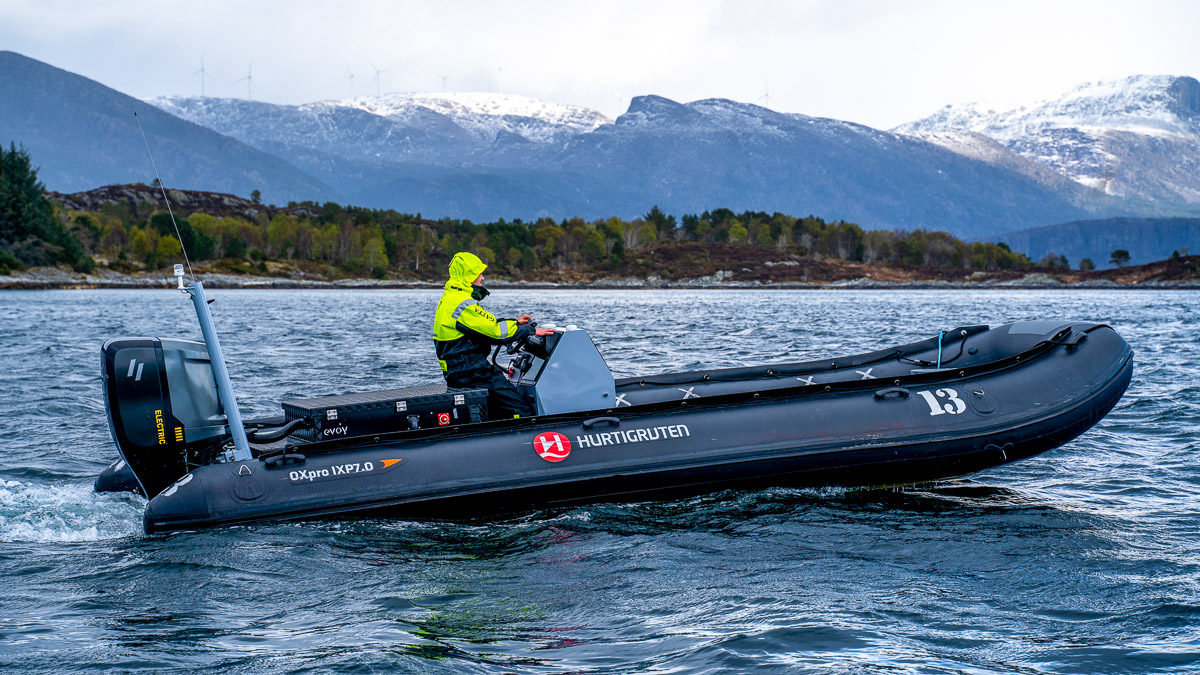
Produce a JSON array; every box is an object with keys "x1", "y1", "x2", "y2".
[{"x1": 0, "y1": 288, "x2": 1196, "y2": 674}]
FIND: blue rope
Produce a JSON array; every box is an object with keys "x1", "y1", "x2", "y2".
[{"x1": 937, "y1": 330, "x2": 944, "y2": 369}]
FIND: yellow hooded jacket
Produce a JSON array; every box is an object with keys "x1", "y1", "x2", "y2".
[{"x1": 433, "y1": 252, "x2": 531, "y2": 379}]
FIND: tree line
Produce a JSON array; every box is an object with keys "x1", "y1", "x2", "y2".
[{"x1": 2, "y1": 144, "x2": 1120, "y2": 278}]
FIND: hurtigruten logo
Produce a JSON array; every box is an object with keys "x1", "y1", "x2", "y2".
[
  {"x1": 534, "y1": 432, "x2": 571, "y2": 462},
  {"x1": 533, "y1": 424, "x2": 692, "y2": 463},
  {"x1": 576, "y1": 424, "x2": 690, "y2": 448}
]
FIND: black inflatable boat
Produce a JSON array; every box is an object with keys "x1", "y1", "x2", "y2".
[{"x1": 98, "y1": 312, "x2": 1133, "y2": 534}]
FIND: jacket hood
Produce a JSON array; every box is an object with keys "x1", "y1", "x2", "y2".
[{"x1": 447, "y1": 252, "x2": 488, "y2": 286}]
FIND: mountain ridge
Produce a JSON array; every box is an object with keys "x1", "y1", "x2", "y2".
[
  {"x1": 147, "y1": 89, "x2": 1120, "y2": 235},
  {"x1": 895, "y1": 75, "x2": 1200, "y2": 205},
  {"x1": 4, "y1": 51, "x2": 1198, "y2": 237},
  {"x1": 0, "y1": 50, "x2": 338, "y2": 205}
]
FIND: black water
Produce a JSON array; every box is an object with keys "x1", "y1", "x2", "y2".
[{"x1": 0, "y1": 288, "x2": 1195, "y2": 673}]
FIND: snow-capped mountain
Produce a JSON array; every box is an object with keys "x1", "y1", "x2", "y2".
[
  {"x1": 149, "y1": 91, "x2": 612, "y2": 165},
  {"x1": 151, "y1": 95, "x2": 469, "y2": 166},
  {"x1": 902, "y1": 76, "x2": 1200, "y2": 140},
  {"x1": 337, "y1": 91, "x2": 612, "y2": 141},
  {"x1": 143, "y1": 88, "x2": 1137, "y2": 234},
  {"x1": 145, "y1": 88, "x2": 1113, "y2": 234},
  {"x1": 896, "y1": 75, "x2": 1200, "y2": 204}
]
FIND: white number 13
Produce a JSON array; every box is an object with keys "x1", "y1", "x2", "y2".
[{"x1": 916, "y1": 388, "x2": 967, "y2": 416}]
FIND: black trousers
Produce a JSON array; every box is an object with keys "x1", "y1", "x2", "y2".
[{"x1": 447, "y1": 367, "x2": 535, "y2": 419}]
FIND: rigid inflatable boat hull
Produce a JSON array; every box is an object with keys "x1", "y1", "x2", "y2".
[{"x1": 142, "y1": 322, "x2": 1132, "y2": 533}]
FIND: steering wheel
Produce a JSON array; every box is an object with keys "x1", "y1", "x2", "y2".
[{"x1": 506, "y1": 321, "x2": 535, "y2": 355}]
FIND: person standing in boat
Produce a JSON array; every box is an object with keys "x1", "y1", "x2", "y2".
[{"x1": 434, "y1": 251, "x2": 553, "y2": 419}]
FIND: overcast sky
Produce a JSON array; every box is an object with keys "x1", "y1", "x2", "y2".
[{"x1": 4, "y1": 0, "x2": 1198, "y2": 129}]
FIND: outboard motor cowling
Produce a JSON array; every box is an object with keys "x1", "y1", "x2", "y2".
[{"x1": 101, "y1": 338, "x2": 229, "y2": 497}]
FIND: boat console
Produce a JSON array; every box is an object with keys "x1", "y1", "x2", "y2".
[{"x1": 505, "y1": 324, "x2": 616, "y2": 415}]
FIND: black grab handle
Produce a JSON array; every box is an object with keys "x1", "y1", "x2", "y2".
[
  {"x1": 582, "y1": 416, "x2": 620, "y2": 429},
  {"x1": 874, "y1": 387, "x2": 910, "y2": 400},
  {"x1": 247, "y1": 417, "x2": 311, "y2": 443}
]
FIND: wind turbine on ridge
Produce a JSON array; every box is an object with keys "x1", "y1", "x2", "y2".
[
  {"x1": 235, "y1": 61, "x2": 256, "y2": 101},
  {"x1": 190, "y1": 54, "x2": 215, "y2": 98},
  {"x1": 346, "y1": 64, "x2": 356, "y2": 100},
  {"x1": 431, "y1": 71, "x2": 451, "y2": 93},
  {"x1": 757, "y1": 80, "x2": 773, "y2": 110},
  {"x1": 369, "y1": 60, "x2": 389, "y2": 97}
]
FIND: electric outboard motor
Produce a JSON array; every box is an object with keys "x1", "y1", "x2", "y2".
[{"x1": 101, "y1": 338, "x2": 229, "y2": 497}]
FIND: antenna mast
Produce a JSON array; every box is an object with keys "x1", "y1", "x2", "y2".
[
  {"x1": 134, "y1": 112, "x2": 194, "y2": 283},
  {"x1": 134, "y1": 111, "x2": 252, "y2": 462}
]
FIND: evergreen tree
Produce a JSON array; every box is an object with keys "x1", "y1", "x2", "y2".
[
  {"x1": 1109, "y1": 249, "x2": 1131, "y2": 267},
  {"x1": 609, "y1": 236, "x2": 625, "y2": 262},
  {"x1": 226, "y1": 236, "x2": 248, "y2": 259},
  {"x1": 680, "y1": 213, "x2": 700, "y2": 239},
  {"x1": 0, "y1": 144, "x2": 90, "y2": 270},
  {"x1": 643, "y1": 204, "x2": 676, "y2": 240}
]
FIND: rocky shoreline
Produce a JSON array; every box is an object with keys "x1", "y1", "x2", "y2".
[{"x1": 2, "y1": 265, "x2": 1197, "y2": 291}]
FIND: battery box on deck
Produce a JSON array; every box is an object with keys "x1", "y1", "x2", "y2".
[{"x1": 281, "y1": 383, "x2": 487, "y2": 442}]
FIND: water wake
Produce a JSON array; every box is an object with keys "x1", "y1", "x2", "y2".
[{"x1": 0, "y1": 478, "x2": 142, "y2": 543}]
